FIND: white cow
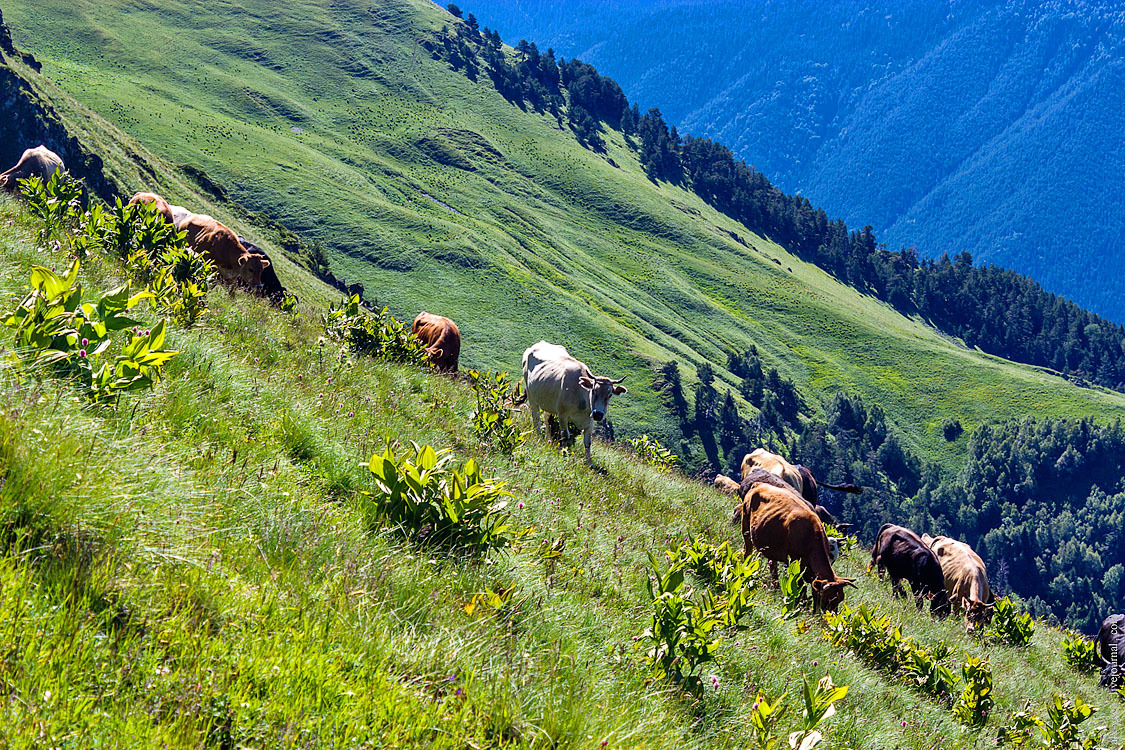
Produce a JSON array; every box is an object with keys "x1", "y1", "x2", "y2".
[{"x1": 522, "y1": 340, "x2": 627, "y2": 464}]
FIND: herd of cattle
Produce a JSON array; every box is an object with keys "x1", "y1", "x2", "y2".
[{"x1": 3, "y1": 145, "x2": 1122, "y2": 689}]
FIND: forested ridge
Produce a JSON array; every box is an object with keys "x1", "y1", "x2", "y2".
[
  {"x1": 432, "y1": 6, "x2": 1125, "y2": 394},
  {"x1": 426, "y1": 5, "x2": 1125, "y2": 630}
]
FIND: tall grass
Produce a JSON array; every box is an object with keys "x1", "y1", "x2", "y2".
[{"x1": 1, "y1": 194, "x2": 1122, "y2": 747}]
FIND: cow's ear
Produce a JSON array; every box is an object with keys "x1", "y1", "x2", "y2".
[
  {"x1": 260, "y1": 257, "x2": 271, "y2": 268},
  {"x1": 578, "y1": 376, "x2": 594, "y2": 390},
  {"x1": 238, "y1": 255, "x2": 249, "y2": 267},
  {"x1": 612, "y1": 384, "x2": 628, "y2": 395}
]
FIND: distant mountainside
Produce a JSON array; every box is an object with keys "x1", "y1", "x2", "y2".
[{"x1": 471, "y1": 0, "x2": 1125, "y2": 322}]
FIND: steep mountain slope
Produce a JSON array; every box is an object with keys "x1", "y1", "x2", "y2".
[
  {"x1": 1, "y1": 10, "x2": 1123, "y2": 745},
  {"x1": 472, "y1": 0, "x2": 1125, "y2": 322},
  {"x1": 5, "y1": 0, "x2": 1125, "y2": 473}
]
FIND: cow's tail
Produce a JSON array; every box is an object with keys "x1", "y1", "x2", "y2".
[{"x1": 818, "y1": 480, "x2": 862, "y2": 494}]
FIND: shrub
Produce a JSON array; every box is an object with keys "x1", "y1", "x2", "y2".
[
  {"x1": 997, "y1": 694, "x2": 1104, "y2": 749},
  {"x1": 19, "y1": 171, "x2": 83, "y2": 242},
  {"x1": 627, "y1": 434, "x2": 678, "y2": 471},
  {"x1": 467, "y1": 369, "x2": 526, "y2": 454},
  {"x1": 987, "y1": 596, "x2": 1035, "y2": 647},
  {"x1": 778, "y1": 560, "x2": 810, "y2": 618},
  {"x1": 323, "y1": 294, "x2": 427, "y2": 365},
  {"x1": 1060, "y1": 634, "x2": 1102, "y2": 674},
  {"x1": 3, "y1": 259, "x2": 177, "y2": 403},
  {"x1": 942, "y1": 418, "x2": 964, "y2": 441},
  {"x1": 359, "y1": 441, "x2": 520, "y2": 554},
  {"x1": 638, "y1": 537, "x2": 759, "y2": 692},
  {"x1": 789, "y1": 674, "x2": 849, "y2": 750},
  {"x1": 952, "y1": 657, "x2": 993, "y2": 728}
]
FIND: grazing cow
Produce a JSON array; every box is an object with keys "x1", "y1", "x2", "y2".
[
  {"x1": 922, "y1": 534, "x2": 994, "y2": 631},
  {"x1": 717, "y1": 470, "x2": 844, "y2": 561},
  {"x1": 1098, "y1": 614, "x2": 1124, "y2": 689},
  {"x1": 179, "y1": 214, "x2": 269, "y2": 288},
  {"x1": 521, "y1": 340, "x2": 626, "y2": 464},
  {"x1": 237, "y1": 236, "x2": 288, "y2": 302},
  {"x1": 412, "y1": 312, "x2": 461, "y2": 373},
  {"x1": 0, "y1": 145, "x2": 64, "y2": 191},
  {"x1": 170, "y1": 204, "x2": 193, "y2": 228},
  {"x1": 741, "y1": 448, "x2": 862, "y2": 506},
  {"x1": 870, "y1": 524, "x2": 950, "y2": 617},
  {"x1": 732, "y1": 476, "x2": 855, "y2": 611},
  {"x1": 128, "y1": 192, "x2": 175, "y2": 225},
  {"x1": 726, "y1": 460, "x2": 851, "y2": 531}
]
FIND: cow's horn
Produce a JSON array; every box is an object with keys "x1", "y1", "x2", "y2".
[{"x1": 611, "y1": 375, "x2": 626, "y2": 384}]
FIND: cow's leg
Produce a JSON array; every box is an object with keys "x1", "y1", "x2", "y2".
[
  {"x1": 890, "y1": 576, "x2": 905, "y2": 598},
  {"x1": 530, "y1": 405, "x2": 543, "y2": 437},
  {"x1": 583, "y1": 424, "x2": 593, "y2": 464}
]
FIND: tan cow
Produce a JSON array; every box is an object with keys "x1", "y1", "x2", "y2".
[
  {"x1": 179, "y1": 213, "x2": 269, "y2": 287},
  {"x1": 732, "y1": 480, "x2": 855, "y2": 611},
  {"x1": 412, "y1": 312, "x2": 461, "y2": 373},
  {"x1": 128, "y1": 192, "x2": 175, "y2": 226},
  {"x1": 741, "y1": 448, "x2": 861, "y2": 506},
  {"x1": 0, "y1": 145, "x2": 64, "y2": 191},
  {"x1": 922, "y1": 534, "x2": 994, "y2": 631}
]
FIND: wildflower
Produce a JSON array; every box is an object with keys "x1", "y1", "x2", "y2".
[
  {"x1": 455, "y1": 688, "x2": 462, "y2": 697},
  {"x1": 617, "y1": 535, "x2": 623, "y2": 543},
  {"x1": 710, "y1": 675, "x2": 720, "y2": 691},
  {"x1": 78, "y1": 349, "x2": 87, "y2": 358},
  {"x1": 254, "y1": 357, "x2": 259, "y2": 363},
  {"x1": 348, "y1": 411, "x2": 354, "y2": 417},
  {"x1": 901, "y1": 720, "x2": 907, "y2": 728},
  {"x1": 813, "y1": 660, "x2": 818, "y2": 666},
  {"x1": 517, "y1": 502, "x2": 525, "y2": 509},
  {"x1": 752, "y1": 701, "x2": 759, "y2": 712},
  {"x1": 81, "y1": 337, "x2": 88, "y2": 347}
]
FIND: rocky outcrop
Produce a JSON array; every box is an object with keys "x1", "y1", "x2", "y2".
[{"x1": 0, "y1": 11, "x2": 114, "y2": 201}]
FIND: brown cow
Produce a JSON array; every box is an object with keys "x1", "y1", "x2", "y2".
[
  {"x1": 732, "y1": 478, "x2": 855, "y2": 611},
  {"x1": 128, "y1": 192, "x2": 175, "y2": 226},
  {"x1": 922, "y1": 534, "x2": 994, "y2": 631},
  {"x1": 179, "y1": 213, "x2": 269, "y2": 287},
  {"x1": 0, "y1": 145, "x2": 64, "y2": 191},
  {"x1": 412, "y1": 312, "x2": 461, "y2": 373},
  {"x1": 741, "y1": 448, "x2": 862, "y2": 506}
]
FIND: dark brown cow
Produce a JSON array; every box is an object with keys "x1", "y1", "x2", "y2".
[
  {"x1": 180, "y1": 213, "x2": 269, "y2": 288},
  {"x1": 128, "y1": 192, "x2": 175, "y2": 226},
  {"x1": 731, "y1": 477, "x2": 855, "y2": 611},
  {"x1": 237, "y1": 236, "x2": 288, "y2": 303},
  {"x1": 1099, "y1": 614, "x2": 1124, "y2": 689},
  {"x1": 923, "y1": 534, "x2": 995, "y2": 632},
  {"x1": 412, "y1": 312, "x2": 461, "y2": 373},
  {"x1": 870, "y1": 523, "x2": 950, "y2": 617},
  {"x1": 0, "y1": 145, "x2": 64, "y2": 191}
]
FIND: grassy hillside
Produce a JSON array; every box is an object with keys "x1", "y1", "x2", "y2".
[
  {"x1": 1, "y1": 192, "x2": 1121, "y2": 747},
  {"x1": 472, "y1": 0, "x2": 1125, "y2": 322},
  {"x1": 5, "y1": 0, "x2": 1125, "y2": 472}
]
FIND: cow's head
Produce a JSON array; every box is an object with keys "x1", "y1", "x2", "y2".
[
  {"x1": 962, "y1": 597, "x2": 994, "y2": 632},
  {"x1": 577, "y1": 374, "x2": 626, "y2": 422},
  {"x1": 929, "y1": 588, "x2": 952, "y2": 618},
  {"x1": 238, "y1": 253, "x2": 271, "y2": 287},
  {"x1": 811, "y1": 577, "x2": 856, "y2": 612}
]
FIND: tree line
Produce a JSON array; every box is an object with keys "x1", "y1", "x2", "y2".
[{"x1": 430, "y1": 8, "x2": 1125, "y2": 392}]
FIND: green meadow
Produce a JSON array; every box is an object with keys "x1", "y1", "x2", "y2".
[
  {"x1": 0, "y1": 192, "x2": 1121, "y2": 748},
  {"x1": 4, "y1": 0, "x2": 1125, "y2": 470}
]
